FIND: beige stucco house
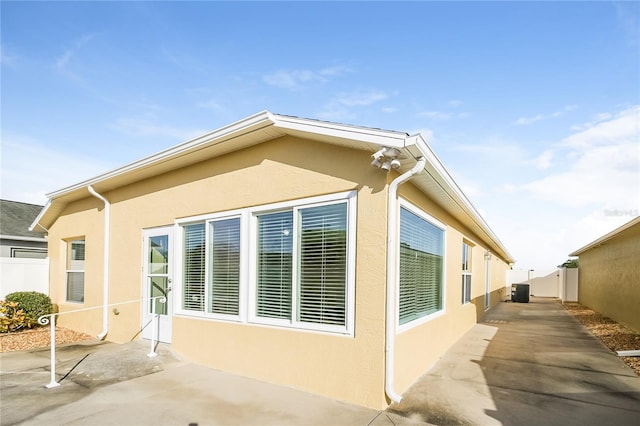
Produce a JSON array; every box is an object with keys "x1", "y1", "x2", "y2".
[
  {"x1": 31, "y1": 111, "x2": 514, "y2": 409},
  {"x1": 569, "y1": 216, "x2": 640, "y2": 333}
]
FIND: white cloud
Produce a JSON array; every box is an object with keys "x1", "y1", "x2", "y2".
[
  {"x1": 448, "y1": 100, "x2": 462, "y2": 107},
  {"x1": 534, "y1": 149, "x2": 554, "y2": 170},
  {"x1": 514, "y1": 114, "x2": 544, "y2": 125},
  {"x1": 55, "y1": 34, "x2": 94, "y2": 70},
  {"x1": 263, "y1": 66, "x2": 351, "y2": 90},
  {"x1": 1, "y1": 44, "x2": 17, "y2": 66},
  {"x1": 0, "y1": 135, "x2": 114, "y2": 204},
  {"x1": 514, "y1": 104, "x2": 579, "y2": 125},
  {"x1": 112, "y1": 116, "x2": 207, "y2": 141},
  {"x1": 418, "y1": 111, "x2": 452, "y2": 120},
  {"x1": 335, "y1": 90, "x2": 388, "y2": 107},
  {"x1": 523, "y1": 106, "x2": 640, "y2": 208}
]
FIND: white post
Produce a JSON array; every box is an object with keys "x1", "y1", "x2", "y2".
[
  {"x1": 147, "y1": 297, "x2": 158, "y2": 358},
  {"x1": 38, "y1": 314, "x2": 60, "y2": 388}
]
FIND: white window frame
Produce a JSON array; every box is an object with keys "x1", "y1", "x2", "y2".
[
  {"x1": 174, "y1": 191, "x2": 357, "y2": 336},
  {"x1": 462, "y1": 241, "x2": 472, "y2": 304},
  {"x1": 397, "y1": 198, "x2": 447, "y2": 333},
  {"x1": 175, "y1": 209, "x2": 247, "y2": 322},
  {"x1": 65, "y1": 238, "x2": 86, "y2": 304},
  {"x1": 248, "y1": 191, "x2": 357, "y2": 335}
]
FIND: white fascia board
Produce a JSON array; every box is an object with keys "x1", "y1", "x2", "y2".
[
  {"x1": 413, "y1": 135, "x2": 515, "y2": 263},
  {"x1": 29, "y1": 199, "x2": 52, "y2": 232},
  {"x1": 0, "y1": 234, "x2": 47, "y2": 242},
  {"x1": 569, "y1": 215, "x2": 640, "y2": 256},
  {"x1": 272, "y1": 114, "x2": 409, "y2": 148},
  {"x1": 45, "y1": 111, "x2": 276, "y2": 199}
]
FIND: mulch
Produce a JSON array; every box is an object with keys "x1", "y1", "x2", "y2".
[
  {"x1": 562, "y1": 302, "x2": 640, "y2": 376},
  {"x1": 0, "y1": 326, "x2": 94, "y2": 353}
]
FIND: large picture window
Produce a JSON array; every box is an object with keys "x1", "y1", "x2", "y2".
[
  {"x1": 178, "y1": 191, "x2": 355, "y2": 335},
  {"x1": 66, "y1": 238, "x2": 85, "y2": 303},
  {"x1": 399, "y1": 204, "x2": 444, "y2": 326},
  {"x1": 255, "y1": 202, "x2": 348, "y2": 328}
]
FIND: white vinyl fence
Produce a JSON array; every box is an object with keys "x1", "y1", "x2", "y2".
[
  {"x1": 506, "y1": 267, "x2": 578, "y2": 302},
  {"x1": 0, "y1": 257, "x2": 49, "y2": 299}
]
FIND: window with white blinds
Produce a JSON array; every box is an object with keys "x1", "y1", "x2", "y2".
[
  {"x1": 177, "y1": 191, "x2": 355, "y2": 334},
  {"x1": 209, "y1": 218, "x2": 241, "y2": 315},
  {"x1": 66, "y1": 238, "x2": 85, "y2": 303},
  {"x1": 399, "y1": 205, "x2": 444, "y2": 326},
  {"x1": 183, "y1": 223, "x2": 205, "y2": 311},
  {"x1": 256, "y1": 211, "x2": 293, "y2": 319},
  {"x1": 462, "y1": 242, "x2": 472, "y2": 304},
  {"x1": 255, "y1": 201, "x2": 349, "y2": 328},
  {"x1": 298, "y1": 203, "x2": 347, "y2": 326}
]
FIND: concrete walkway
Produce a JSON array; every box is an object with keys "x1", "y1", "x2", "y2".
[
  {"x1": 2, "y1": 298, "x2": 639, "y2": 425},
  {"x1": 1, "y1": 339, "x2": 415, "y2": 426},
  {"x1": 389, "y1": 297, "x2": 640, "y2": 425}
]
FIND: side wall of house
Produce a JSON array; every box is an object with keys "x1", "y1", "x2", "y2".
[
  {"x1": 48, "y1": 137, "x2": 391, "y2": 409},
  {"x1": 578, "y1": 223, "x2": 640, "y2": 332},
  {"x1": 393, "y1": 182, "x2": 511, "y2": 396}
]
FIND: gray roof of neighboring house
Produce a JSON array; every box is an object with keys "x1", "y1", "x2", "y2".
[{"x1": 0, "y1": 199, "x2": 46, "y2": 240}]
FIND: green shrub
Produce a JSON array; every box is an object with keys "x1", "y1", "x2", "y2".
[
  {"x1": 0, "y1": 300, "x2": 29, "y2": 332},
  {"x1": 5, "y1": 291, "x2": 52, "y2": 325}
]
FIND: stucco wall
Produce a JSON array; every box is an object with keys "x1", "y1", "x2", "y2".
[
  {"x1": 578, "y1": 222, "x2": 640, "y2": 332},
  {"x1": 393, "y1": 182, "x2": 511, "y2": 396},
  {"x1": 48, "y1": 137, "x2": 391, "y2": 408},
  {"x1": 46, "y1": 135, "x2": 511, "y2": 409}
]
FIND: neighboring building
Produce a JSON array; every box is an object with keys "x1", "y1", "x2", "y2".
[
  {"x1": 0, "y1": 200, "x2": 49, "y2": 298},
  {"x1": 569, "y1": 216, "x2": 640, "y2": 333},
  {"x1": 0, "y1": 199, "x2": 47, "y2": 258},
  {"x1": 31, "y1": 111, "x2": 514, "y2": 409}
]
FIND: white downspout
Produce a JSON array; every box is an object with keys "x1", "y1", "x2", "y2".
[
  {"x1": 385, "y1": 156, "x2": 427, "y2": 404},
  {"x1": 87, "y1": 185, "x2": 110, "y2": 340}
]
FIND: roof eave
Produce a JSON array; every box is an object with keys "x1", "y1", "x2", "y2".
[
  {"x1": 408, "y1": 135, "x2": 515, "y2": 264},
  {"x1": 569, "y1": 215, "x2": 640, "y2": 256}
]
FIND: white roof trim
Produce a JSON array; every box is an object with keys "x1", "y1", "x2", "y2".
[
  {"x1": 0, "y1": 234, "x2": 47, "y2": 242},
  {"x1": 569, "y1": 216, "x2": 640, "y2": 256}
]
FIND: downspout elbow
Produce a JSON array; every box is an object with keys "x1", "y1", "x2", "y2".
[
  {"x1": 385, "y1": 157, "x2": 427, "y2": 404},
  {"x1": 87, "y1": 185, "x2": 110, "y2": 341}
]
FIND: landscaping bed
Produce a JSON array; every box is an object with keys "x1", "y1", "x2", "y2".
[
  {"x1": 0, "y1": 326, "x2": 94, "y2": 353},
  {"x1": 563, "y1": 301, "x2": 640, "y2": 376}
]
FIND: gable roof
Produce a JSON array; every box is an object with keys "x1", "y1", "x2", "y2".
[
  {"x1": 569, "y1": 216, "x2": 640, "y2": 256},
  {"x1": 31, "y1": 111, "x2": 514, "y2": 263},
  {"x1": 1, "y1": 199, "x2": 46, "y2": 241}
]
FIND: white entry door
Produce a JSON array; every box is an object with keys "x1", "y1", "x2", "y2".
[{"x1": 142, "y1": 226, "x2": 174, "y2": 343}]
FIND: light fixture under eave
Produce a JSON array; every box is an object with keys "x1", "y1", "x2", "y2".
[{"x1": 371, "y1": 147, "x2": 402, "y2": 172}]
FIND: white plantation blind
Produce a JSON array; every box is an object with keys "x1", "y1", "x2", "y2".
[
  {"x1": 209, "y1": 218, "x2": 241, "y2": 315},
  {"x1": 183, "y1": 223, "x2": 205, "y2": 311},
  {"x1": 256, "y1": 211, "x2": 293, "y2": 319},
  {"x1": 66, "y1": 239, "x2": 85, "y2": 303},
  {"x1": 298, "y1": 203, "x2": 347, "y2": 326},
  {"x1": 399, "y1": 207, "x2": 444, "y2": 325}
]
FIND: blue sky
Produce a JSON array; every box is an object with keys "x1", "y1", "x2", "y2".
[{"x1": 2, "y1": 1, "x2": 639, "y2": 271}]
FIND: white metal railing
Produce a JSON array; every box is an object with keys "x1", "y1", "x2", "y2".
[{"x1": 37, "y1": 295, "x2": 166, "y2": 389}]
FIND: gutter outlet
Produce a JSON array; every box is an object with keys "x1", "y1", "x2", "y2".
[
  {"x1": 385, "y1": 156, "x2": 427, "y2": 404},
  {"x1": 87, "y1": 185, "x2": 110, "y2": 341}
]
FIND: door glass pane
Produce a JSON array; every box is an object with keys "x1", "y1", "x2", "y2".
[
  {"x1": 149, "y1": 276, "x2": 168, "y2": 315},
  {"x1": 149, "y1": 235, "x2": 168, "y2": 274}
]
